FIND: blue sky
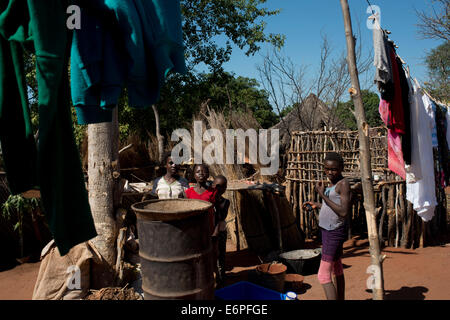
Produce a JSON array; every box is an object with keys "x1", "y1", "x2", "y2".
[{"x1": 198, "y1": 0, "x2": 444, "y2": 101}]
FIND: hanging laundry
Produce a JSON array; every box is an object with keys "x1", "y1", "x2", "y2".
[
  {"x1": 0, "y1": 0, "x2": 38, "y2": 194},
  {"x1": 385, "y1": 48, "x2": 406, "y2": 135},
  {"x1": 372, "y1": 16, "x2": 394, "y2": 101},
  {"x1": 379, "y1": 99, "x2": 406, "y2": 178},
  {"x1": 377, "y1": 46, "x2": 406, "y2": 179},
  {"x1": 0, "y1": 0, "x2": 97, "y2": 255},
  {"x1": 395, "y1": 56, "x2": 412, "y2": 165},
  {"x1": 405, "y1": 80, "x2": 437, "y2": 222},
  {"x1": 71, "y1": 0, "x2": 187, "y2": 125},
  {"x1": 387, "y1": 130, "x2": 406, "y2": 179},
  {"x1": 433, "y1": 102, "x2": 449, "y2": 187},
  {"x1": 422, "y1": 94, "x2": 440, "y2": 148}
]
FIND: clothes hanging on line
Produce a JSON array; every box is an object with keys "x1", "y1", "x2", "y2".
[
  {"x1": 405, "y1": 80, "x2": 437, "y2": 222},
  {"x1": 372, "y1": 25, "x2": 448, "y2": 222},
  {"x1": 428, "y1": 97, "x2": 449, "y2": 188},
  {"x1": 0, "y1": 0, "x2": 97, "y2": 255},
  {"x1": 376, "y1": 44, "x2": 407, "y2": 179},
  {"x1": 71, "y1": 0, "x2": 187, "y2": 125},
  {"x1": 372, "y1": 17, "x2": 394, "y2": 100}
]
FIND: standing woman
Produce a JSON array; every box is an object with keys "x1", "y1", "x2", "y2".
[
  {"x1": 150, "y1": 151, "x2": 189, "y2": 199},
  {"x1": 303, "y1": 152, "x2": 351, "y2": 300}
]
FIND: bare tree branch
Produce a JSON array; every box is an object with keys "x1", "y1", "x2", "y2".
[{"x1": 416, "y1": 0, "x2": 450, "y2": 41}]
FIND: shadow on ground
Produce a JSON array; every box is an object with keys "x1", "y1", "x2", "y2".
[{"x1": 366, "y1": 286, "x2": 429, "y2": 300}]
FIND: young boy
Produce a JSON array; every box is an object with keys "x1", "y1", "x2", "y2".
[
  {"x1": 212, "y1": 175, "x2": 230, "y2": 283},
  {"x1": 303, "y1": 152, "x2": 351, "y2": 300}
]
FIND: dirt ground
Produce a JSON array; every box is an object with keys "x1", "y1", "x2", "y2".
[
  {"x1": 223, "y1": 237, "x2": 450, "y2": 300},
  {"x1": 1, "y1": 237, "x2": 449, "y2": 300}
]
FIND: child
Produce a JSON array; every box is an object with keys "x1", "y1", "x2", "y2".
[
  {"x1": 185, "y1": 164, "x2": 216, "y2": 233},
  {"x1": 303, "y1": 152, "x2": 351, "y2": 300},
  {"x1": 212, "y1": 175, "x2": 230, "y2": 283}
]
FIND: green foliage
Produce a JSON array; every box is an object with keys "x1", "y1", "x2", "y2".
[
  {"x1": 118, "y1": 72, "x2": 278, "y2": 140},
  {"x1": 2, "y1": 194, "x2": 41, "y2": 257},
  {"x1": 71, "y1": 107, "x2": 87, "y2": 150},
  {"x1": 424, "y1": 41, "x2": 450, "y2": 103},
  {"x1": 334, "y1": 90, "x2": 382, "y2": 130},
  {"x1": 203, "y1": 73, "x2": 278, "y2": 128},
  {"x1": 181, "y1": 0, "x2": 284, "y2": 71}
]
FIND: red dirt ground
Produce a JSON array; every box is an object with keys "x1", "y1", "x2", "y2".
[
  {"x1": 1, "y1": 237, "x2": 449, "y2": 300},
  {"x1": 223, "y1": 237, "x2": 450, "y2": 300}
]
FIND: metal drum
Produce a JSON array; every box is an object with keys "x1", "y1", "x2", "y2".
[{"x1": 131, "y1": 199, "x2": 215, "y2": 300}]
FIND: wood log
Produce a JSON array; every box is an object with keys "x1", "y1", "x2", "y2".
[
  {"x1": 387, "y1": 184, "x2": 395, "y2": 247},
  {"x1": 293, "y1": 182, "x2": 299, "y2": 232},
  {"x1": 399, "y1": 183, "x2": 406, "y2": 247},
  {"x1": 340, "y1": 0, "x2": 384, "y2": 299},
  {"x1": 378, "y1": 186, "x2": 386, "y2": 246},
  {"x1": 403, "y1": 201, "x2": 413, "y2": 249}
]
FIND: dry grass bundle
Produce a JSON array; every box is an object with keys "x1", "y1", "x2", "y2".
[
  {"x1": 191, "y1": 103, "x2": 266, "y2": 181},
  {"x1": 119, "y1": 134, "x2": 153, "y2": 169}
]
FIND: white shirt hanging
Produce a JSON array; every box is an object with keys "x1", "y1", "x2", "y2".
[{"x1": 405, "y1": 80, "x2": 437, "y2": 222}]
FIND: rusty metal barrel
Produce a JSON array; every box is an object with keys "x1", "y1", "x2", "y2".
[{"x1": 131, "y1": 199, "x2": 215, "y2": 300}]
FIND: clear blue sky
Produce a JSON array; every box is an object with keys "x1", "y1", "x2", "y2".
[{"x1": 200, "y1": 0, "x2": 444, "y2": 100}]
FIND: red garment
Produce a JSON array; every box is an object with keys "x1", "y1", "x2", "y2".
[
  {"x1": 387, "y1": 129, "x2": 406, "y2": 179},
  {"x1": 386, "y1": 48, "x2": 406, "y2": 135},
  {"x1": 185, "y1": 187, "x2": 216, "y2": 203},
  {"x1": 186, "y1": 187, "x2": 217, "y2": 234},
  {"x1": 380, "y1": 99, "x2": 406, "y2": 179},
  {"x1": 378, "y1": 48, "x2": 406, "y2": 179}
]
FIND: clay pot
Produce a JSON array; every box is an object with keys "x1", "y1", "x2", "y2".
[
  {"x1": 254, "y1": 262, "x2": 287, "y2": 292},
  {"x1": 284, "y1": 273, "x2": 304, "y2": 292}
]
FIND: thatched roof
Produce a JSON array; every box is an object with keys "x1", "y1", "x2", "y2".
[{"x1": 271, "y1": 94, "x2": 342, "y2": 149}]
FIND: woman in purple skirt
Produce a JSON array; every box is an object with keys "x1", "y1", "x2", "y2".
[{"x1": 303, "y1": 152, "x2": 351, "y2": 300}]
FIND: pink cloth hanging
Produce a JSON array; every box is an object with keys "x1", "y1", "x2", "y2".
[
  {"x1": 380, "y1": 99, "x2": 406, "y2": 179},
  {"x1": 387, "y1": 129, "x2": 406, "y2": 179}
]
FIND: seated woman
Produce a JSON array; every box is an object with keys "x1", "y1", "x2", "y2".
[{"x1": 150, "y1": 151, "x2": 189, "y2": 199}]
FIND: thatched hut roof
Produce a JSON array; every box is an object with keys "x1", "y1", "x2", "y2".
[{"x1": 271, "y1": 94, "x2": 342, "y2": 150}]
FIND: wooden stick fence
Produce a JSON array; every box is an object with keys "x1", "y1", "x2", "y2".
[{"x1": 284, "y1": 128, "x2": 448, "y2": 248}]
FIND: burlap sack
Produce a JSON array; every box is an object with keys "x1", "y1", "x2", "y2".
[{"x1": 32, "y1": 240, "x2": 102, "y2": 300}]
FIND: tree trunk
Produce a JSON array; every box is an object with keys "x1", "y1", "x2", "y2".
[
  {"x1": 340, "y1": 0, "x2": 385, "y2": 300},
  {"x1": 152, "y1": 104, "x2": 164, "y2": 163},
  {"x1": 88, "y1": 109, "x2": 119, "y2": 287}
]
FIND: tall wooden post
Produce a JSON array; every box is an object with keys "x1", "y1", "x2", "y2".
[{"x1": 339, "y1": 0, "x2": 385, "y2": 300}]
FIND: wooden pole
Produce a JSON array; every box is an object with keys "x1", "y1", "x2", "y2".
[{"x1": 339, "y1": 0, "x2": 385, "y2": 300}]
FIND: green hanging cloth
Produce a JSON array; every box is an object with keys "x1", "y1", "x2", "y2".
[{"x1": 0, "y1": 0, "x2": 97, "y2": 256}]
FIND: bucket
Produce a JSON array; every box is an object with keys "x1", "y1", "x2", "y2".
[
  {"x1": 131, "y1": 199, "x2": 214, "y2": 300},
  {"x1": 278, "y1": 249, "x2": 321, "y2": 276},
  {"x1": 254, "y1": 262, "x2": 287, "y2": 292}
]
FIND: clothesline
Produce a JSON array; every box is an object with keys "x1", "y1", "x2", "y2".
[
  {"x1": 377, "y1": 23, "x2": 449, "y2": 110},
  {"x1": 372, "y1": 14, "x2": 450, "y2": 224}
]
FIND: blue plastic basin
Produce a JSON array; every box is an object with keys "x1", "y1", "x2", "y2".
[{"x1": 215, "y1": 281, "x2": 286, "y2": 300}]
